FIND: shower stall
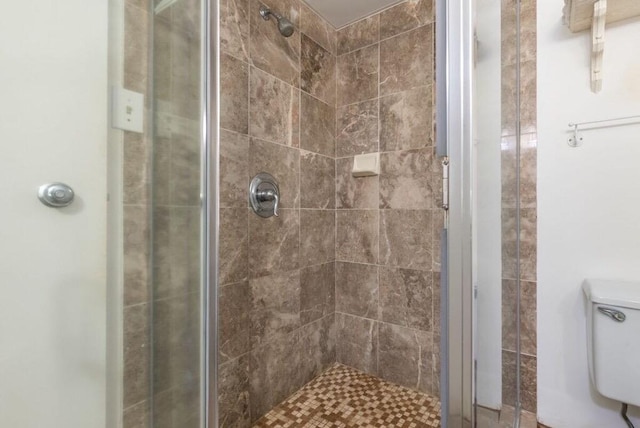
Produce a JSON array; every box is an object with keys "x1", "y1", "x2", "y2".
[{"x1": 0, "y1": 0, "x2": 533, "y2": 427}]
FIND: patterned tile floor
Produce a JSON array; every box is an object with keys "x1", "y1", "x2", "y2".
[{"x1": 253, "y1": 363, "x2": 441, "y2": 428}]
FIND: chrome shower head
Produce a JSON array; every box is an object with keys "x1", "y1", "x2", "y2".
[{"x1": 259, "y1": 5, "x2": 295, "y2": 37}]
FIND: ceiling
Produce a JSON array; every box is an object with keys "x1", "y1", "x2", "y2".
[{"x1": 303, "y1": 0, "x2": 404, "y2": 29}]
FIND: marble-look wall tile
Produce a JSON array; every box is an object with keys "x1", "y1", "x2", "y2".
[
  {"x1": 169, "y1": 134, "x2": 201, "y2": 206},
  {"x1": 301, "y1": 35, "x2": 336, "y2": 106},
  {"x1": 337, "y1": 15, "x2": 379, "y2": 55},
  {"x1": 502, "y1": 60, "x2": 537, "y2": 136},
  {"x1": 336, "y1": 210, "x2": 379, "y2": 264},
  {"x1": 379, "y1": 267, "x2": 432, "y2": 331},
  {"x1": 123, "y1": 400, "x2": 149, "y2": 428},
  {"x1": 300, "y1": 92, "x2": 335, "y2": 157},
  {"x1": 300, "y1": 3, "x2": 337, "y2": 54},
  {"x1": 501, "y1": 0, "x2": 537, "y2": 67},
  {"x1": 248, "y1": 209, "x2": 299, "y2": 278},
  {"x1": 336, "y1": 157, "x2": 379, "y2": 209},
  {"x1": 335, "y1": 262, "x2": 379, "y2": 319},
  {"x1": 335, "y1": 313, "x2": 378, "y2": 375},
  {"x1": 380, "y1": 210, "x2": 432, "y2": 270},
  {"x1": 300, "y1": 209, "x2": 335, "y2": 267},
  {"x1": 219, "y1": 355, "x2": 250, "y2": 428},
  {"x1": 380, "y1": 85, "x2": 433, "y2": 151},
  {"x1": 502, "y1": 351, "x2": 537, "y2": 413},
  {"x1": 219, "y1": 208, "x2": 249, "y2": 285},
  {"x1": 124, "y1": 3, "x2": 149, "y2": 94},
  {"x1": 501, "y1": 133, "x2": 537, "y2": 209},
  {"x1": 336, "y1": 99, "x2": 379, "y2": 157},
  {"x1": 301, "y1": 263, "x2": 335, "y2": 325},
  {"x1": 124, "y1": 303, "x2": 150, "y2": 408},
  {"x1": 502, "y1": 280, "x2": 536, "y2": 355},
  {"x1": 299, "y1": 315, "x2": 336, "y2": 382},
  {"x1": 502, "y1": 207, "x2": 537, "y2": 282},
  {"x1": 124, "y1": 205, "x2": 150, "y2": 306},
  {"x1": 380, "y1": 25, "x2": 433, "y2": 96},
  {"x1": 249, "y1": 68, "x2": 300, "y2": 147},
  {"x1": 220, "y1": 129, "x2": 249, "y2": 209},
  {"x1": 169, "y1": 28, "x2": 201, "y2": 120},
  {"x1": 221, "y1": 53, "x2": 249, "y2": 134},
  {"x1": 250, "y1": 270, "x2": 301, "y2": 345},
  {"x1": 220, "y1": 0, "x2": 250, "y2": 61},
  {"x1": 250, "y1": 331, "x2": 302, "y2": 420},
  {"x1": 153, "y1": 293, "x2": 200, "y2": 393},
  {"x1": 378, "y1": 323, "x2": 433, "y2": 393},
  {"x1": 220, "y1": 282, "x2": 251, "y2": 363},
  {"x1": 379, "y1": 0, "x2": 434, "y2": 40},
  {"x1": 432, "y1": 272, "x2": 441, "y2": 337},
  {"x1": 123, "y1": 133, "x2": 151, "y2": 204},
  {"x1": 300, "y1": 152, "x2": 335, "y2": 209},
  {"x1": 337, "y1": 44, "x2": 379, "y2": 106},
  {"x1": 249, "y1": 0, "x2": 300, "y2": 87},
  {"x1": 379, "y1": 149, "x2": 435, "y2": 210},
  {"x1": 249, "y1": 137, "x2": 300, "y2": 208}
]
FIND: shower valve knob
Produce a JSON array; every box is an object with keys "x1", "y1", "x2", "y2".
[{"x1": 38, "y1": 183, "x2": 75, "y2": 208}]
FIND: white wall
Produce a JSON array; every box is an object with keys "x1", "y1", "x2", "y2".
[
  {"x1": 0, "y1": 1, "x2": 109, "y2": 427},
  {"x1": 538, "y1": 1, "x2": 640, "y2": 426}
]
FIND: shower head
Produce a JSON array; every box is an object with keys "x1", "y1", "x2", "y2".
[{"x1": 259, "y1": 5, "x2": 295, "y2": 37}]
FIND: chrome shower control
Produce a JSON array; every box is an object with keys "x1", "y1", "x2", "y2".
[
  {"x1": 38, "y1": 183, "x2": 75, "y2": 208},
  {"x1": 597, "y1": 306, "x2": 626, "y2": 322},
  {"x1": 250, "y1": 173, "x2": 280, "y2": 218}
]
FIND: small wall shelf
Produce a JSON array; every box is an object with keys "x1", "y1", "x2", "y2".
[{"x1": 563, "y1": 0, "x2": 640, "y2": 93}]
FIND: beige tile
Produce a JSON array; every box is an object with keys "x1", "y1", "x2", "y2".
[
  {"x1": 298, "y1": 315, "x2": 336, "y2": 383},
  {"x1": 378, "y1": 323, "x2": 433, "y2": 394},
  {"x1": 379, "y1": 267, "x2": 433, "y2": 331},
  {"x1": 301, "y1": 263, "x2": 335, "y2": 324},
  {"x1": 502, "y1": 280, "x2": 537, "y2": 355},
  {"x1": 301, "y1": 35, "x2": 336, "y2": 106},
  {"x1": 502, "y1": 351, "x2": 537, "y2": 413},
  {"x1": 220, "y1": 0, "x2": 250, "y2": 61},
  {"x1": 221, "y1": 53, "x2": 249, "y2": 134},
  {"x1": 380, "y1": 0, "x2": 434, "y2": 40},
  {"x1": 337, "y1": 14, "x2": 379, "y2": 55},
  {"x1": 300, "y1": 92, "x2": 335, "y2": 157},
  {"x1": 220, "y1": 129, "x2": 249, "y2": 208},
  {"x1": 124, "y1": 205, "x2": 150, "y2": 306},
  {"x1": 335, "y1": 262, "x2": 379, "y2": 319},
  {"x1": 337, "y1": 44, "x2": 379, "y2": 106},
  {"x1": 250, "y1": 0, "x2": 300, "y2": 87},
  {"x1": 336, "y1": 210, "x2": 379, "y2": 264},
  {"x1": 501, "y1": 0, "x2": 537, "y2": 67},
  {"x1": 380, "y1": 149, "x2": 437, "y2": 210},
  {"x1": 300, "y1": 152, "x2": 335, "y2": 209},
  {"x1": 219, "y1": 208, "x2": 248, "y2": 286},
  {"x1": 219, "y1": 281, "x2": 251, "y2": 363},
  {"x1": 300, "y1": 209, "x2": 335, "y2": 267},
  {"x1": 336, "y1": 157, "x2": 379, "y2": 209},
  {"x1": 250, "y1": 270, "x2": 300, "y2": 345},
  {"x1": 250, "y1": 67, "x2": 300, "y2": 147},
  {"x1": 380, "y1": 25, "x2": 434, "y2": 96},
  {"x1": 123, "y1": 132, "x2": 151, "y2": 205},
  {"x1": 123, "y1": 400, "x2": 149, "y2": 428},
  {"x1": 300, "y1": 2, "x2": 337, "y2": 54},
  {"x1": 380, "y1": 85, "x2": 434, "y2": 152},
  {"x1": 123, "y1": 303, "x2": 149, "y2": 407},
  {"x1": 249, "y1": 137, "x2": 300, "y2": 208},
  {"x1": 124, "y1": 3, "x2": 149, "y2": 94},
  {"x1": 335, "y1": 313, "x2": 378, "y2": 376},
  {"x1": 502, "y1": 60, "x2": 537, "y2": 136},
  {"x1": 380, "y1": 209, "x2": 432, "y2": 270},
  {"x1": 336, "y1": 99, "x2": 379, "y2": 157},
  {"x1": 218, "y1": 354, "x2": 250, "y2": 427},
  {"x1": 248, "y1": 208, "x2": 299, "y2": 278}
]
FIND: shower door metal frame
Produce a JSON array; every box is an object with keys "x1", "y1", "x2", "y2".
[
  {"x1": 204, "y1": 0, "x2": 220, "y2": 426},
  {"x1": 437, "y1": 0, "x2": 475, "y2": 426}
]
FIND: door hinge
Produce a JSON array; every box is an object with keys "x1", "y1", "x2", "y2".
[{"x1": 441, "y1": 156, "x2": 449, "y2": 211}]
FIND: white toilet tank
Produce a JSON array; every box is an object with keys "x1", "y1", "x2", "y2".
[{"x1": 583, "y1": 279, "x2": 640, "y2": 407}]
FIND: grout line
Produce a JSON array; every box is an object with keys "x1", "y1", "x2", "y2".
[{"x1": 337, "y1": 21, "x2": 435, "y2": 57}]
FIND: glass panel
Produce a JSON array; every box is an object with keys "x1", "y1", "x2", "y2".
[{"x1": 151, "y1": 0, "x2": 204, "y2": 426}]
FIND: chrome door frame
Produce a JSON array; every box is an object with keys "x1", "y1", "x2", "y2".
[{"x1": 437, "y1": 0, "x2": 475, "y2": 426}]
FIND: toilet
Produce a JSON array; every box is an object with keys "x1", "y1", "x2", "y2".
[{"x1": 583, "y1": 279, "x2": 640, "y2": 407}]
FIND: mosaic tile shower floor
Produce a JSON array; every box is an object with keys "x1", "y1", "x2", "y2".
[{"x1": 253, "y1": 363, "x2": 441, "y2": 428}]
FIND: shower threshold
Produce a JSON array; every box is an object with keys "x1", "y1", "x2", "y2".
[{"x1": 253, "y1": 363, "x2": 441, "y2": 427}]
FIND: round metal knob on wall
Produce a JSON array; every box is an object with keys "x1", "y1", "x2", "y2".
[{"x1": 38, "y1": 183, "x2": 75, "y2": 208}]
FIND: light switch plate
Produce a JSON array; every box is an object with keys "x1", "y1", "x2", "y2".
[{"x1": 112, "y1": 86, "x2": 144, "y2": 133}]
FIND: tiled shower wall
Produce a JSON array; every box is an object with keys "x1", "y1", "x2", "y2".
[
  {"x1": 501, "y1": 0, "x2": 538, "y2": 414},
  {"x1": 218, "y1": 0, "x2": 338, "y2": 425},
  {"x1": 122, "y1": 0, "x2": 203, "y2": 427},
  {"x1": 333, "y1": 0, "x2": 440, "y2": 396}
]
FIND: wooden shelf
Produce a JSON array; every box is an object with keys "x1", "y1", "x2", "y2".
[{"x1": 563, "y1": 0, "x2": 640, "y2": 32}]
